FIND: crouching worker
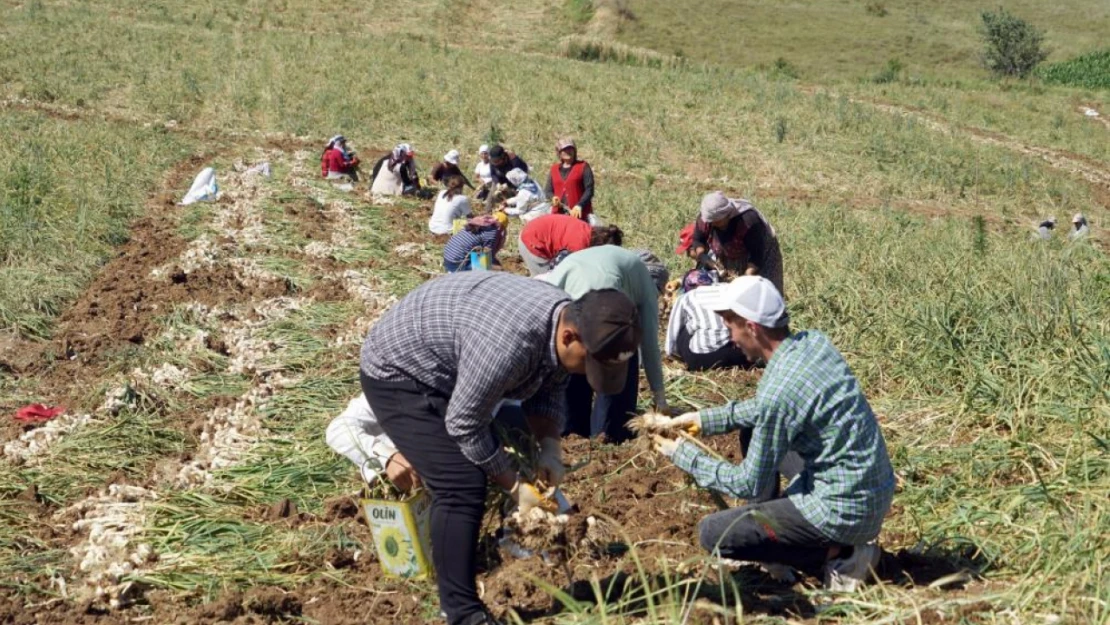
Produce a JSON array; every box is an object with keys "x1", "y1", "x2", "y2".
[
  {"x1": 359, "y1": 273, "x2": 642, "y2": 625},
  {"x1": 442, "y1": 213, "x2": 508, "y2": 273},
  {"x1": 665, "y1": 271, "x2": 751, "y2": 371},
  {"x1": 650, "y1": 276, "x2": 895, "y2": 591},
  {"x1": 326, "y1": 394, "x2": 526, "y2": 492},
  {"x1": 321, "y1": 135, "x2": 361, "y2": 181}
]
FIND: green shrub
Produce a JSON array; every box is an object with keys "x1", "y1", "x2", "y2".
[
  {"x1": 1040, "y1": 49, "x2": 1110, "y2": 90},
  {"x1": 873, "y1": 58, "x2": 904, "y2": 84},
  {"x1": 978, "y1": 8, "x2": 1048, "y2": 78}
]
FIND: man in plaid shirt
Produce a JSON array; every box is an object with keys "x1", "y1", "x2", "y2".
[
  {"x1": 360, "y1": 272, "x2": 642, "y2": 625},
  {"x1": 651, "y1": 276, "x2": 895, "y2": 591}
]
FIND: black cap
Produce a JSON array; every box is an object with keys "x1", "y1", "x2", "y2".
[
  {"x1": 574, "y1": 289, "x2": 642, "y2": 395},
  {"x1": 488, "y1": 144, "x2": 506, "y2": 159}
]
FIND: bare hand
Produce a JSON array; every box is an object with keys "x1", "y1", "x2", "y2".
[
  {"x1": 385, "y1": 453, "x2": 420, "y2": 492},
  {"x1": 570, "y1": 205, "x2": 582, "y2": 219}
]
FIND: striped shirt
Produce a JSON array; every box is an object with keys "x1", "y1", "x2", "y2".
[
  {"x1": 664, "y1": 290, "x2": 731, "y2": 355},
  {"x1": 443, "y1": 227, "x2": 504, "y2": 264},
  {"x1": 360, "y1": 273, "x2": 570, "y2": 477},
  {"x1": 670, "y1": 330, "x2": 895, "y2": 545}
]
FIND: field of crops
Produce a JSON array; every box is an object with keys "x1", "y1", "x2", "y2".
[
  {"x1": 1, "y1": 1, "x2": 1108, "y2": 623},
  {"x1": 1042, "y1": 50, "x2": 1110, "y2": 91}
]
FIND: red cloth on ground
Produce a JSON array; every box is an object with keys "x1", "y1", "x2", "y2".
[
  {"x1": 14, "y1": 404, "x2": 65, "y2": 423},
  {"x1": 520, "y1": 214, "x2": 593, "y2": 260},
  {"x1": 675, "y1": 222, "x2": 696, "y2": 255}
]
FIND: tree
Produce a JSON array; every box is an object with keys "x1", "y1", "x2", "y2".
[{"x1": 978, "y1": 8, "x2": 1048, "y2": 78}]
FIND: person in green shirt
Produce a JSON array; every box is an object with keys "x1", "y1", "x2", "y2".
[
  {"x1": 650, "y1": 276, "x2": 895, "y2": 591},
  {"x1": 542, "y1": 246, "x2": 670, "y2": 442}
]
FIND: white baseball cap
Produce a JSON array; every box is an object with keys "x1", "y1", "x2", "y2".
[
  {"x1": 694, "y1": 276, "x2": 788, "y2": 328},
  {"x1": 444, "y1": 149, "x2": 460, "y2": 165}
]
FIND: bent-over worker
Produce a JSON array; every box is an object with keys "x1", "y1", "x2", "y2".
[
  {"x1": 689, "y1": 191, "x2": 784, "y2": 294},
  {"x1": 542, "y1": 246, "x2": 669, "y2": 442},
  {"x1": 360, "y1": 273, "x2": 642, "y2": 625}
]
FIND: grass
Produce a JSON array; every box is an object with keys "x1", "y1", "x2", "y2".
[
  {"x1": 0, "y1": 112, "x2": 191, "y2": 338},
  {"x1": 0, "y1": 0, "x2": 1107, "y2": 622},
  {"x1": 1041, "y1": 48, "x2": 1110, "y2": 90}
]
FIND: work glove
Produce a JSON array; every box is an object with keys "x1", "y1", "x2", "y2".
[
  {"x1": 651, "y1": 434, "x2": 679, "y2": 458},
  {"x1": 570, "y1": 205, "x2": 583, "y2": 219},
  {"x1": 535, "y1": 437, "x2": 565, "y2": 486},
  {"x1": 510, "y1": 479, "x2": 551, "y2": 515}
]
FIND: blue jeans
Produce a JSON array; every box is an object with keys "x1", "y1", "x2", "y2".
[
  {"x1": 444, "y1": 259, "x2": 470, "y2": 273},
  {"x1": 564, "y1": 352, "x2": 640, "y2": 443}
]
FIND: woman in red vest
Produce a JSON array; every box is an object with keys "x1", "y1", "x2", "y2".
[{"x1": 545, "y1": 137, "x2": 595, "y2": 222}]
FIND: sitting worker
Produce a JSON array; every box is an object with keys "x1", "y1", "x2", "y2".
[
  {"x1": 484, "y1": 144, "x2": 529, "y2": 210},
  {"x1": 542, "y1": 246, "x2": 670, "y2": 442},
  {"x1": 665, "y1": 271, "x2": 750, "y2": 371},
  {"x1": 370, "y1": 143, "x2": 421, "y2": 196},
  {"x1": 430, "y1": 149, "x2": 475, "y2": 190},
  {"x1": 429, "y1": 176, "x2": 473, "y2": 235},
  {"x1": 320, "y1": 135, "x2": 361, "y2": 181},
  {"x1": 442, "y1": 213, "x2": 508, "y2": 272},
  {"x1": 1069, "y1": 213, "x2": 1089, "y2": 241},
  {"x1": 326, "y1": 394, "x2": 526, "y2": 492},
  {"x1": 360, "y1": 273, "x2": 641, "y2": 625},
  {"x1": 1033, "y1": 216, "x2": 1057, "y2": 240},
  {"x1": 518, "y1": 213, "x2": 623, "y2": 277},
  {"x1": 650, "y1": 276, "x2": 895, "y2": 591},
  {"x1": 545, "y1": 137, "x2": 595, "y2": 223},
  {"x1": 686, "y1": 191, "x2": 784, "y2": 295},
  {"x1": 501, "y1": 168, "x2": 550, "y2": 223}
]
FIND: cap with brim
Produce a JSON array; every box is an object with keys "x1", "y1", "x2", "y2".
[
  {"x1": 445, "y1": 150, "x2": 460, "y2": 165},
  {"x1": 574, "y1": 289, "x2": 641, "y2": 395},
  {"x1": 489, "y1": 145, "x2": 506, "y2": 159},
  {"x1": 694, "y1": 276, "x2": 789, "y2": 328},
  {"x1": 556, "y1": 138, "x2": 576, "y2": 152}
]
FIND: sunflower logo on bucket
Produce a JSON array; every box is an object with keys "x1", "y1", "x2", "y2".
[{"x1": 376, "y1": 526, "x2": 416, "y2": 576}]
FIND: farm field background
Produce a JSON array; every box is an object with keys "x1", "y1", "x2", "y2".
[{"x1": 0, "y1": 0, "x2": 1107, "y2": 623}]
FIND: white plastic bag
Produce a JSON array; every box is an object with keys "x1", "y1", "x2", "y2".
[{"x1": 180, "y1": 167, "x2": 219, "y2": 205}]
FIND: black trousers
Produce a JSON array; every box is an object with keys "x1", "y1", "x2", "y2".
[
  {"x1": 360, "y1": 372, "x2": 489, "y2": 625},
  {"x1": 696, "y1": 428, "x2": 834, "y2": 575},
  {"x1": 675, "y1": 325, "x2": 751, "y2": 371},
  {"x1": 563, "y1": 352, "x2": 640, "y2": 443}
]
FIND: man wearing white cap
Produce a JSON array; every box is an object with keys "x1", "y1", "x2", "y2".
[
  {"x1": 650, "y1": 276, "x2": 895, "y2": 591},
  {"x1": 430, "y1": 149, "x2": 475, "y2": 190}
]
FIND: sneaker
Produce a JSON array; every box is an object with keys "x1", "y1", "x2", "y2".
[
  {"x1": 460, "y1": 610, "x2": 504, "y2": 625},
  {"x1": 823, "y1": 543, "x2": 880, "y2": 592}
]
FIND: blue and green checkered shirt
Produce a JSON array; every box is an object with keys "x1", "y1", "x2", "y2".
[{"x1": 671, "y1": 330, "x2": 895, "y2": 545}]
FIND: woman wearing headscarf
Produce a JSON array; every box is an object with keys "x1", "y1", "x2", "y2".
[
  {"x1": 500, "y1": 168, "x2": 549, "y2": 223},
  {"x1": 545, "y1": 137, "x2": 595, "y2": 223},
  {"x1": 688, "y1": 191, "x2": 783, "y2": 294},
  {"x1": 320, "y1": 135, "x2": 361, "y2": 181},
  {"x1": 442, "y1": 213, "x2": 509, "y2": 272},
  {"x1": 370, "y1": 143, "x2": 421, "y2": 196}
]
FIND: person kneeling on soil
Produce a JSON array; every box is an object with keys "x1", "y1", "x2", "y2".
[
  {"x1": 518, "y1": 213, "x2": 623, "y2": 277},
  {"x1": 665, "y1": 271, "x2": 751, "y2": 371},
  {"x1": 370, "y1": 143, "x2": 422, "y2": 196},
  {"x1": 500, "y1": 168, "x2": 549, "y2": 223},
  {"x1": 359, "y1": 273, "x2": 642, "y2": 625},
  {"x1": 429, "y1": 176, "x2": 473, "y2": 235},
  {"x1": 682, "y1": 191, "x2": 784, "y2": 295},
  {"x1": 325, "y1": 394, "x2": 527, "y2": 493},
  {"x1": 430, "y1": 149, "x2": 475, "y2": 190},
  {"x1": 442, "y1": 213, "x2": 508, "y2": 272},
  {"x1": 541, "y1": 246, "x2": 670, "y2": 442},
  {"x1": 320, "y1": 135, "x2": 361, "y2": 181},
  {"x1": 650, "y1": 276, "x2": 895, "y2": 591},
  {"x1": 545, "y1": 137, "x2": 595, "y2": 223}
]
